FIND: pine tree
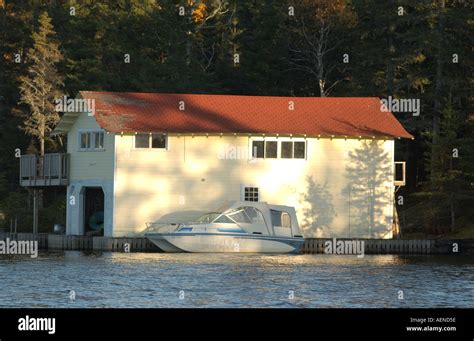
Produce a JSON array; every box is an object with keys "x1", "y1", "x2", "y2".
[
  {"x1": 18, "y1": 11, "x2": 64, "y2": 157},
  {"x1": 426, "y1": 101, "x2": 474, "y2": 231}
]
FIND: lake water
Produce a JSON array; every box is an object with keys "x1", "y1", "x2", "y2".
[{"x1": 0, "y1": 252, "x2": 473, "y2": 308}]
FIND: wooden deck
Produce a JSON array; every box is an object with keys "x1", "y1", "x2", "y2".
[{"x1": 19, "y1": 153, "x2": 69, "y2": 187}]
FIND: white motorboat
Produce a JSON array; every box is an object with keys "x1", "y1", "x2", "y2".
[{"x1": 145, "y1": 201, "x2": 305, "y2": 253}]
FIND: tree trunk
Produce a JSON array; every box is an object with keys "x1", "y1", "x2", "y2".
[
  {"x1": 40, "y1": 135, "x2": 44, "y2": 157},
  {"x1": 430, "y1": 0, "x2": 445, "y2": 180},
  {"x1": 317, "y1": 46, "x2": 325, "y2": 97},
  {"x1": 39, "y1": 132, "x2": 45, "y2": 210},
  {"x1": 317, "y1": 24, "x2": 326, "y2": 97}
]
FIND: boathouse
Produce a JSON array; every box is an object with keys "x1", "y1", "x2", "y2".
[{"x1": 19, "y1": 92, "x2": 412, "y2": 238}]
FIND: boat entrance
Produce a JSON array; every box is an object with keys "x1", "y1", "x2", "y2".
[{"x1": 83, "y1": 187, "x2": 104, "y2": 236}]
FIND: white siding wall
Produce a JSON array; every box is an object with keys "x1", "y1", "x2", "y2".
[
  {"x1": 65, "y1": 112, "x2": 115, "y2": 236},
  {"x1": 67, "y1": 113, "x2": 114, "y2": 181},
  {"x1": 113, "y1": 135, "x2": 395, "y2": 238}
]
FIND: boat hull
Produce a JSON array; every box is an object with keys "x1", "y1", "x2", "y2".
[{"x1": 146, "y1": 233, "x2": 304, "y2": 254}]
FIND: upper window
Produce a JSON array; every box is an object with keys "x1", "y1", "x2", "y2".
[
  {"x1": 252, "y1": 140, "x2": 305, "y2": 159},
  {"x1": 80, "y1": 132, "x2": 91, "y2": 149},
  {"x1": 79, "y1": 131, "x2": 104, "y2": 151},
  {"x1": 294, "y1": 141, "x2": 306, "y2": 158},
  {"x1": 251, "y1": 141, "x2": 264, "y2": 158},
  {"x1": 280, "y1": 141, "x2": 306, "y2": 159},
  {"x1": 281, "y1": 142, "x2": 293, "y2": 158},
  {"x1": 94, "y1": 132, "x2": 104, "y2": 149},
  {"x1": 135, "y1": 133, "x2": 167, "y2": 149},
  {"x1": 265, "y1": 141, "x2": 278, "y2": 158},
  {"x1": 135, "y1": 134, "x2": 149, "y2": 148}
]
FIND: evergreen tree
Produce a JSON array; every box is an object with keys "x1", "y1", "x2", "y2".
[
  {"x1": 426, "y1": 101, "x2": 474, "y2": 231},
  {"x1": 18, "y1": 11, "x2": 64, "y2": 157}
]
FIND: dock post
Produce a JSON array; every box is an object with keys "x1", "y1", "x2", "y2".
[{"x1": 32, "y1": 189, "x2": 39, "y2": 234}]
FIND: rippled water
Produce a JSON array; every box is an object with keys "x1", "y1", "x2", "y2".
[{"x1": 0, "y1": 252, "x2": 473, "y2": 308}]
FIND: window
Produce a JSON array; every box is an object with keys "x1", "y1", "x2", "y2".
[
  {"x1": 271, "y1": 210, "x2": 291, "y2": 228},
  {"x1": 94, "y1": 132, "x2": 104, "y2": 149},
  {"x1": 281, "y1": 212, "x2": 291, "y2": 227},
  {"x1": 227, "y1": 209, "x2": 252, "y2": 224},
  {"x1": 152, "y1": 134, "x2": 166, "y2": 148},
  {"x1": 135, "y1": 133, "x2": 167, "y2": 149},
  {"x1": 214, "y1": 215, "x2": 235, "y2": 224},
  {"x1": 252, "y1": 141, "x2": 264, "y2": 158},
  {"x1": 251, "y1": 139, "x2": 306, "y2": 159},
  {"x1": 135, "y1": 134, "x2": 149, "y2": 148},
  {"x1": 265, "y1": 141, "x2": 277, "y2": 158},
  {"x1": 281, "y1": 141, "x2": 293, "y2": 158},
  {"x1": 294, "y1": 141, "x2": 305, "y2": 159},
  {"x1": 80, "y1": 132, "x2": 91, "y2": 149},
  {"x1": 243, "y1": 207, "x2": 265, "y2": 224},
  {"x1": 243, "y1": 186, "x2": 259, "y2": 202},
  {"x1": 79, "y1": 131, "x2": 104, "y2": 151}
]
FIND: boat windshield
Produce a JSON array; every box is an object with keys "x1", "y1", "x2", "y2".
[{"x1": 196, "y1": 212, "x2": 221, "y2": 223}]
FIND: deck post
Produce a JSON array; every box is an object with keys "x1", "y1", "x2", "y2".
[
  {"x1": 58, "y1": 153, "x2": 62, "y2": 181},
  {"x1": 32, "y1": 189, "x2": 39, "y2": 234}
]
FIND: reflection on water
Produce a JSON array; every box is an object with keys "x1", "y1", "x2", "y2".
[{"x1": 0, "y1": 252, "x2": 473, "y2": 308}]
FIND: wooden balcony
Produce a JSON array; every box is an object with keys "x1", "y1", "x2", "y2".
[{"x1": 20, "y1": 153, "x2": 69, "y2": 187}]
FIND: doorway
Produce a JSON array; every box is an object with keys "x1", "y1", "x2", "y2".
[{"x1": 83, "y1": 187, "x2": 104, "y2": 236}]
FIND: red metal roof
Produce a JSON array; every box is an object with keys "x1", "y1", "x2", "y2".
[{"x1": 79, "y1": 91, "x2": 413, "y2": 138}]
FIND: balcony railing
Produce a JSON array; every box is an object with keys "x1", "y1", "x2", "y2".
[{"x1": 19, "y1": 153, "x2": 69, "y2": 187}]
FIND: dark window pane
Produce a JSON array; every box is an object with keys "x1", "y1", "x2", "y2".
[
  {"x1": 271, "y1": 210, "x2": 291, "y2": 227},
  {"x1": 281, "y1": 141, "x2": 293, "y2": 158},
  {"x1": 270, "y1": 210, "x2": 282, "y2": 226},
  {"x1": 94, "y1": 132, "x2": 104, "y2": 149},
  {"x1": 294, "y1": 142, "x2": 306, "y2": 159},
  {"x1": 252, "y1": 141, "x2": 264, "y2": 158},
  {"x1": 265, "y1": 141, "x2": 277, "y2": 158},
  {"x1": 151, "y1": 134, "x2": 166, "y2": 148},
  {"x1": 80, "y1": 132, "x2": 90, "y2": 149},
  {"x1": 135, "y1": 134, "x2": 149, "y2": 148}
]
